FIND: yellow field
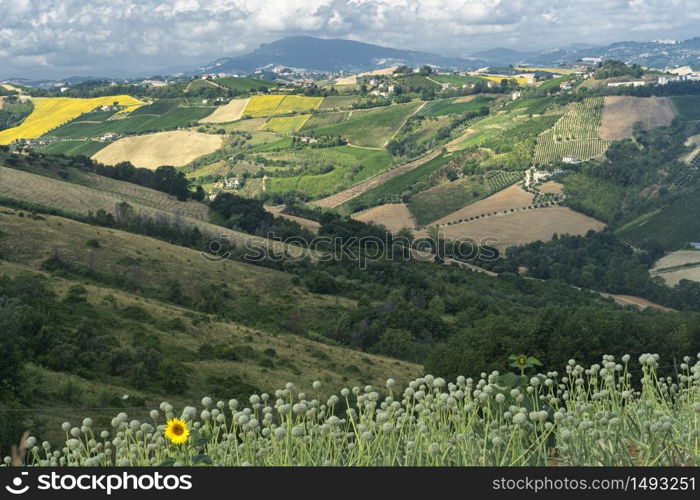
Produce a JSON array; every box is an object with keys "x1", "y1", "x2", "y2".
[
  {"x1": 243, "y1": 95, "x2": 287, "y2": 117},
  {"x1": 274, "y1": 95, "x2": 323, "y2": 114},
  {"x1": 482, "y1": 75, "x2": 530, "y2": 86},
  {"x1": 262, "y1": 114, "x2": 312, "y2": 133},
  {"x1": 243, "y1": 95, "x2": 324, "y2": 118},
  {"x1": 0, "y1": 95, "x2": 144, "y2": 145},
  {"x1": 199, "y1": 97, "x2": 250, "y2": 123}
]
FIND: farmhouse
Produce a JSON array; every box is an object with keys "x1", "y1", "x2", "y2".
[
  {"x1": 562, "y1": 155, "x2": 582, "y2": 164},
  {"x1": 560, "y1": 81, "x2": 574, "y2": 91},
  {"x1": 511, "y1": 91, "x2": 522, "y2": 100},
  {"x1": 224, "y1": 178, "x2": 242, "y2": 189},
  {"x1": 607, "y1": 81, "x2": 646, "y2": 88},
  {"x1": 690, "y1": 243, "x2": 700, "y2": 250}
]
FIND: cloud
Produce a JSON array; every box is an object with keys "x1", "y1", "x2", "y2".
[{"x1": 0, "y1": 0, "x2": 697, "y2": 78}]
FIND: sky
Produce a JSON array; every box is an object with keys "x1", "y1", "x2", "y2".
[{"x1": 1, "y1": 0, "x2": 699, "y2": 80}]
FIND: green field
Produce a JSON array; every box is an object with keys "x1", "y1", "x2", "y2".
[
  {"x1": 671, "y1": 95, "x2": 700, "y2": 121},
  {"x1": 481, "y1": 114, "x2": 561, "y2": 153},
  {"x1": 129, "y1": 98, "x2": 181, "y2": 116},
  {"x1": 504, "y1": 97, "x2": 557, "y2": 115},
  {"x1": 302, "y1": 110, "x2": 351, "y2": 129},
  {"x1": 308, "y1": 102, "x2": 422, "y2": 148},
  {"x1": 318, "y1": 96, "x2": 360, "y2": 109},
  {"x1": 616, "y1": 188, "x2": 700, "y2": 249},
  {"x1": 47, "y1": 105, "x2": 215, "y2": 138},
  {"x1": 533, "y1": 97, "x2": 611, "y2": 164},
  {"x1": 344, "y1": 153, "x2": 451, "y2": 210},
  {"x1": 264, "y1": 146, "x2": 392, "y2": 198},
  {"x1": 214, "y1": 77, "x2": 277, "y2": 91},
  {"x1": 429, "y1": 74, "x2": 488, "y2": 86},
  {"x1": 41, "y1": 140, "x2": 107, "y2": 157},
  {"x1": 419, "y1": 96, "x2": 494, "y2": 117},
  {"x1": 408, "y1": 171, "x2": 523, "y2": 226},
  {"x1": 395, "y1": 74, "x2": 441, "y2": 90}
]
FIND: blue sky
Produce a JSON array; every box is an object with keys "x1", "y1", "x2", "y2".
[{"x1": 1, "y1": 0, "x2": 699, "y2": 79}]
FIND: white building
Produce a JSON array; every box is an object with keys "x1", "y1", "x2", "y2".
[{"x1": 607, "y1": 81, "x2": 646, "y2": 88}]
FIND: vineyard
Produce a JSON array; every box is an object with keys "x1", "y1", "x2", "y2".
[
  {"x1": 482, "y1": 115, "x2": 561, "y2": 153},
  {"x1": 671, "y1": 95, "x2": 700, "y2": 121},
  {"x1": 486, "y1": 170, "x2": 523, "y2": 192},
  {"x1": 533, "y1": 97, "x2": 611, "y2": 164},
  {"x1": 40, "y1": 140, "x2": 106, "y2": 157},
  {"x1": 616, "y1": 189, "x2": 700, "y2": 250},
  {"x1": 301, "y1": 110, "x2": 351, "y2": 129}
]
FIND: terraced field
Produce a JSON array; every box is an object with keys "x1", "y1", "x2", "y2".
[{"x1": 0, "y1": 95, "x2": 145, "y2": 144}]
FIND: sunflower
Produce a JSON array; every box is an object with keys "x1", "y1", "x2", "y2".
[{"x1": 164, "y1": 418, "x2": 189, "y2": 445}]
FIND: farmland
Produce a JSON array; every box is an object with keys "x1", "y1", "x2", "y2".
[
  {"x1": 428, "y1": 183, "x2": 533, "y2": 227},
  {"x1": 263, "y1": 146, "x2": 391, "y2": 198},
  {"x1": 243, "y1": 95, "x2": 287, "y2": 117},
  {"x1": 301, "y1": 110, "x2": 351, "y2": 129},
  {"x1": 318, "y1": 95, "x2": 360, "y2": 109},
  {"x1": 533, "y1": 97, "x2": 611, "y2": 164},
  {"x1": 420, "y1": 206, "x2": 605, "y2": 252},
  {"x1": 199, "y1": 98, "x2": 250, "y2": 123},
  {"x1": 616, "y1": 188, "x2": 700, "y2": 250},
  {"x1": 418, "y1": 96, "x2": 494, "y2": 117},
  {"x1": 241, "y1": 94, "x2": 323, "y2": 118},
  {"x1": 91, "y1": 131, "x2": 224, "y2": 169},
  {"x1": 0, "y1": 95, "x2": 145, "y2": 144},
  {"x1": 408, "y1": 171, "x2": 523, "y2": 226},
  {"x1": 353, "y1": 203, "x2": 417, "y2": 231},
  {"x1": 48, "y1": 104, "x2": 214, "y2": 138},
  {"x1": 599, "y1": 96, "x2": 675, "y2": 140},
  {"x1": 650, "y1": 250, "x2": 700, "y2": 285},
  {"x1": 670, "y1": 95, "x2": 700, "y2": 121},
  {"x1": 308, "y1": 102, "x2": 423, "y2": 148},
  {"x1": 262, "y1": 114, "x2": 312, "y2": 133},
  {"x1": 213, "y1": 76, "x2": 276, "y2": 91},
  {"x1": 41, "y1": 139, "x2": 107, "y2": 157},
  {"x1": 341, "y1": 152, "x2": 450, "y2": 211},
  {"x1": 273, "y1": 95, "x2": 323, "y2": 114}
]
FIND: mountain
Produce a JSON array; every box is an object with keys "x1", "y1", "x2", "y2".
[
  {"x1": 200, "y1": 36, "x2": 486, "y2": 74},
  {"x1": 467, "y1": 48, "x2": 535, "y2": 66}
]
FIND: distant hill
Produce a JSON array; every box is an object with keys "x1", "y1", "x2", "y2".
[{"x1": 200, "y1": 36, "x2": 487, "y2": 74}]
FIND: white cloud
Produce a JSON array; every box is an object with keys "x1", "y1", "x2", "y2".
[{"x1": 0, "y1": 0, "x2": 697, "y2": 78}]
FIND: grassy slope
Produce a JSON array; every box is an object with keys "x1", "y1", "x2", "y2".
[{"x1": 0, "y1": 214, "x2": 419, "y2": 438}]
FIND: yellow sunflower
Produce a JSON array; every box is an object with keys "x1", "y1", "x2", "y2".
[{"x1": 165, "y1": 418, "x2": 189, "y2": 445}]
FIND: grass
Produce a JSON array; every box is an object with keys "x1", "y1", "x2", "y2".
[
  {"x1": 671, "y1": 95, "x2": 700, "y2": 121},
  {"x1": 309, "y1": 102, "x2": 423, "y2": 148},
  {"x1": 17, "y1": 352, "x2": 700, "y2": 465},
  {"x1": 0, "y1": 96, "x2": 145, "y2": 144},
  {"x1": 41, "y1": 140, "x2": 107, "y2": 157},
  {"x1": 419, "y1": 96, "x2": 494, "y2": 117}
]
